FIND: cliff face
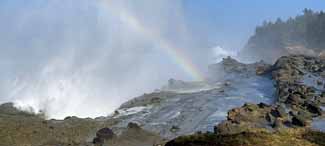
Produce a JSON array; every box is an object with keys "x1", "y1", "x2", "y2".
[{"x1": 0, "y1": 55, "x2": 325, "y2": 146}]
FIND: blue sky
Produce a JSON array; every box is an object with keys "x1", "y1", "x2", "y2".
[
  {"x1": 1, "y1": 0, "x2": 325, "y2": 50},
  {"x1": 183, "y1": 0, "x2": 325, "y2": 50}
]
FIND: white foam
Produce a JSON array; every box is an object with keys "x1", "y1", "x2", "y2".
[
  {"x1": 115, "y1": 106, "x2": 151, "y2": 117},
  {"x1": 212, "y1": 46, "x2": 237, "y2": 62}
]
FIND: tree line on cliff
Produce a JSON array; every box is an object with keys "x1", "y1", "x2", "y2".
[{"x1": 240, "y1": 9, "x2": 325, "y2": 62}]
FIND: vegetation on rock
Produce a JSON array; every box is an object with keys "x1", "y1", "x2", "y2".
[{"x1": 165, "y1": 128, "x2": 325, "y2": 146}]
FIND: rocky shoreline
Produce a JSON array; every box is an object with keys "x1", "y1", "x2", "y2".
[
  {"x1": 166, "y1": 55, "x2": 325, "y2": 146},
  {"x1": 0, "y1": 55, "x2": 325, "y2": 146}
]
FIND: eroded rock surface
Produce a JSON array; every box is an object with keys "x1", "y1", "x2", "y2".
[
  {"x1": 167, "y1": 55, "x2": 325, "y2": 146},
  {"x1": 112, "y1": 57, "x2": 275, "y2": 139}
]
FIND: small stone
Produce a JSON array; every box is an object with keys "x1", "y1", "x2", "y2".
[
  {"x1": 258, "y1": 103, "x2": 270, "y2": 108},
  {"x1": 271, "y1": 106, "x2": 287, "y2": 118},
  {"x1": 224, "y1": 81, "x2": 231, "y2": 86},
  {"x1": 317, "y1": 80, "x2": 323, "y2": 86},
  {"x1": 170, "y1": 125, "x2": 180, "y2": 133},
  {"x1": 266, "y1": 113, "x2": 276, "y2": 124}
]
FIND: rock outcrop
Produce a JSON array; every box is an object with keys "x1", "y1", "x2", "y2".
[
  {"x1": 0, "y1": 103, "x2": 162, "y2": 146},
  {"x1": 215, "y1": 55, "x2": 325, "y2": 135},
  {"x1": 167, "y1": 55, "x2": 325, "y2": 146},
  {"x1": 165, "y1": 128, "x2": 325, "y2": 146}
]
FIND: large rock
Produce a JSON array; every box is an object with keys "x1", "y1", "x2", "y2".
[
  {"x1": 93, "y1": 128, "x2": 115, "y2": 146},
  {"x1": 292, "y1": 115, "x2": 308, "y2": 127},
  {"x1": 215, "y1": 103, "x2": 273, "y2": 135}
]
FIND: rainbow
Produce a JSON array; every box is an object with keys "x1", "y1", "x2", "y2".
[{"x1": 102, "y1": 3, "x2": 205, "y2": 81}]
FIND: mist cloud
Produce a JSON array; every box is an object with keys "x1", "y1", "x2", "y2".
[{"x1": 0, "y1": 0, "x2": 228, "y2": 119}]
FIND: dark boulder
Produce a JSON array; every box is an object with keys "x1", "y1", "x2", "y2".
[
  {"x1": 266, "y1": 113, "x2": 276, "y2": 124},
  {"x1": 292, "y1": 116, "x2": 306, "y2": 126},
  {"x1": 96, "y1": 127, "x2": 115, "y2": 140},
  {"x1": 93, "y1": 137, "x2": 104, "y2": 146},
  {"x1": 271, "y1": 106, "x2": 287, "y2": 118},
  {"x1": 127, "y1": 122, "x2": 141, "y2": 129},
  {"x1": 286, "y1": 94, "x2": 304, "y2": 105},
  {"x1": 93, "y1": 127, "x2": 115, "y2": 146},
  {"x1": 303, "y1": 101, "x2": 322, "y2": 116},
  {"x1": 291, "y1": 113, "x2": 310, "y2": 127}
]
